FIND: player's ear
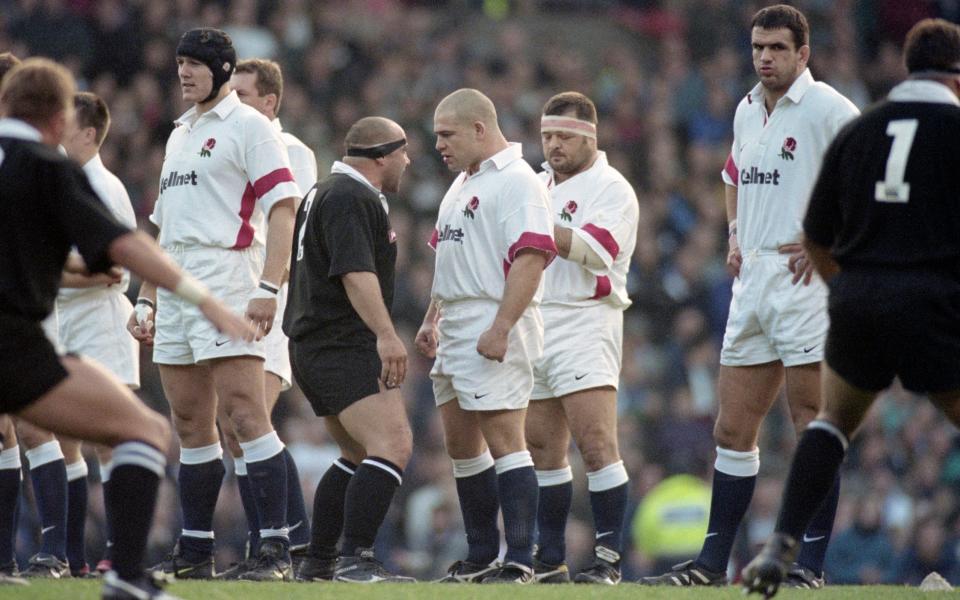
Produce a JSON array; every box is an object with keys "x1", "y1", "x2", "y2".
[
  {"x1": 473, "y1": 120, "x2": 485, "y2": 140},
  {"x1": 798, "y1": 44, "x2": 810, "y2": 67}
]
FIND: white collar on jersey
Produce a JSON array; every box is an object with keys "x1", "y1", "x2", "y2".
[
  {"x1": 748, "y1": 67, "x2": 814, "y2": 105},
  {"x1": 175, "y1": 90, "x2": 242, "y2": 126},
  {"x1": 888, "y1": 79, "x2": 960, "y2": 106},
  {"x1": 475, "y1": 142, "x2": 523, "y2": 174},
  {"x1": 330, "y1": 160, "x2": 389, "y2": 214},
  {"x1": 271, "y1": 117, "x2": 284, "y2": 133},
  {"x1": 540, "y1": 150, "x2": 608, "y2": 183},
  {"x1": 0, "y1": 118, "x2": 43, "y2": 141},
  {"x1": 81, "y1": 153, "x2": 105, "y2": 175}
]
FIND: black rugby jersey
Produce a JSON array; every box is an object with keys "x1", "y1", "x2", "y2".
[
  {"x1": 283, "y1": 168, "x2": 397, "y2": 344},
  {"x1": 0, "y1": 119, "x2": 129, "y2": 320},
  {"x1": 804, "y1": 81, "x2": 960, "y2": 269}
]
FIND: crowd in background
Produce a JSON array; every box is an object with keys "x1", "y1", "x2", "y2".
[{"x1": 2, "y1": 0, "x2": 960, "y2": 583}]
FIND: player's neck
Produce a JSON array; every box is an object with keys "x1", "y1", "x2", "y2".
[
  {"x1": 468, "y1": 136, "x2": 509, "y2": 175},
  {"x1": 70, "y1": 147, "x2": 97, "y2": 167},
  {"x1": 195, "y1": 86, "x2": 231, "y2": 116}
]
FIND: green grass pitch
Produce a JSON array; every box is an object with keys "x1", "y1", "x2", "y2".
[{"x1": 0, "y1": 581, "x2": 934, "y2": 599}]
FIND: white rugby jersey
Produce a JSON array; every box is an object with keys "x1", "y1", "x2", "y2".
[
  {"x1": 539, "y1": 152, "x2": 638, "y2": 308},
  {"x1": 151, "y1": 91, "x2": 300, "y2": 249},
  {"x1": 429, "y1": 143, "x2": 557, "y2": 304},
  {"x1": 722, "y1": 69, "x2": 859, "y2": 251},
  {"x1": 58, "y1": 153, "x2": 138, "y2": 302},
  {"x1": 273, "y1": 118, "x2": 317, "y2": 197}
]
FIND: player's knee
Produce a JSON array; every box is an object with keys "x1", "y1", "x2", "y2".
[
  {"x1": 578, "y1": 432, "x2": 617, "y2": 472},
  {"x1": 372, "y1": 423, "x2": 412, "y2": 468},
  {"x1": 713, "y1": 415, "x2": 759, "y2": 450}
]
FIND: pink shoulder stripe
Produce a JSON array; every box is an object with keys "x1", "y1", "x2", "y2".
[
  {"x1": 253, "y1": 168, "x2": 295, "y2": 199},
  {"x1": 581, "y1": 223, "x2": 619, "y2": 259},
  {"x1": 723, "y1": 153, "x2": 738, "y2": 186},
  {"x1": 507, "y1": 232, "x2": 558, "y2": 267}
]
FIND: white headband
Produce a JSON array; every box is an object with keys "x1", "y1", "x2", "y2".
[{"x1": 540, "y1": 115, "x2": 597, "y2": 140}]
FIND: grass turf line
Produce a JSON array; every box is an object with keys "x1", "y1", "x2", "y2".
[{"x1": 0, "y1": 581, "x2": 937, "y2": 599}]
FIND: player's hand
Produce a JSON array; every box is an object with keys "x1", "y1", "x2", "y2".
[
  {"x1": 105, "y1": 266, "x2": 123, "y2": 285},
  {"x1": 779, "y1": 243, "x2": 814, "y2": 285},
  {"x1": 377, "y1": 331, "x2": 407, "y2": 388},
  {"x1": 245, "y1": 297, "x2": 277, "y2": 339},
  {"x1": 727, "y1": 233, "x2": 742, "y2": 278},
  {"x1": 128, "y1": 304, "x2": 154, "y2": 346},
  {"x1": 201, "y1": 297, "x2": 258, "y2": 343},
  {"x1": 414, "y1": 322, "x2": 439, "y2": 358},
  {"x1": 477, "y1": 325, "x2": 509, "y2": 363}
]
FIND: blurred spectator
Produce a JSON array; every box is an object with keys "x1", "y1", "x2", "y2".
[{"x1": 825, "y1": 495, "x2": 897, "y2": 584}]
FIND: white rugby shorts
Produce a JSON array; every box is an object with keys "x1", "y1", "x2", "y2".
[
  {"x1": 532, "y1": 302, "x2": 622, "y2": 400},
  {"x1": 263, "y1": 282, "x2": 292, "y2": 391},
  {"x1": 720, "y1": 251, "x2": 827, "y2": 367},
  {"x1": 58, "y1": 290, "x2": 140, "y2": 388},
  {"x1": 431, "y1": 299, "x2": 543, "y2": 411},
  {"x1": 154, "y1": 245, "x2": 266, "y2": 365}
]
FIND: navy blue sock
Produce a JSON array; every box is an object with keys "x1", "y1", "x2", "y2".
[
  {"x1": 455, "y1": 466, "x2": 500, "y2": 565},
  {"x1": 29, "y1": 459, "x2": 68, "y2": 560},
  {"x1": 0, "y1": 464, "x2": 19, "y2": 565},
  {"x1": 246, "y1": 452, "x2": 288, "y2": 549},
  {"x1": 776, "y1": 427, "x2": 847, "y2": 545},
  {"x1": 100, "y1": 477, "x2": 114, "y2": 563},
  {"x1": 282, "y1": 448, "x2": 310, "y2": 548},
  {"x1": 177, "y1": 457, "x2": 224, "y2": 562},
  {"x1": 590, "y1": 482, "x2": 629, "y2": 558},
  {"x1": 341, "y1": 457, "x2": 401, "y2": 556},
  {"x1": 235, "y1": 469, "x2": 260, "y2": 556},
  {"x1": 535, "y1": 480, "x2": 572, "y2": 565},
  {"x1": 696, "y1": 471, "x2": 756, "y2": 572},
  {"x1": 498, "y1": 465, "x2": 538, "y2": 567},
  {"x1": 109, "y1": 442, "x2": 164, "y2": 581},
  {"x1": 310, "y1": 458, "x2": 355, "y2": 557},
  {"x1": 796, "y1": 474, "x2": 840, "y2": 576},
  {"x1": 66, "y1": 471, "x2": 89, "y2": 570}
]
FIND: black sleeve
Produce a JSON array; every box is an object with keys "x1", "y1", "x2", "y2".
[
  {"x1": 47, "y1": 160, "x2": 131, "y2": 273},
  {"x1": 321, "y1": 191, "x2": 377, "y2": 278},
  {"x1": 803, "y1": 135, "x2": 843, "y2": 249}
]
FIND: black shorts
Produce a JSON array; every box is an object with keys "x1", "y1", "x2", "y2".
[
  {"x1": 826, "y1": 268, "x2": 960, "y2": 394},
  {"x1": 289, "y1": 337, "x2": 381, "y2": 417},
  {"x1": 0, "y1": 314, "x2": 68, "y2": 414}
]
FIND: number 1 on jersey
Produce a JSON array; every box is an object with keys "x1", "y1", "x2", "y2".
[{"x1": 875, "y1": 119, "x2": 918, "y2": 203}]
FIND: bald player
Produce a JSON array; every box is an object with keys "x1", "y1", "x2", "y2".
[
  {"x1": 416, "y1": 89, "x2": 557, "y2": 584},
  {"x1": 286, "y1": 117, "x2": 415, "y2": 583}
]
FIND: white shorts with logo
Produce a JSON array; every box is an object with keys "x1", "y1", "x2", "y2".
[
  {"x1": 154, "y1": 245, "x2": 266, "y2": 365},
  {"x1": 532, "y1": 302, "x2": 622, "y2": 400},
  {"x1": 263, "y1": 282, "x2": 292, "y2": 391},
  {"x1": 720, "y1": 251, "x2": 827, "y2": 367},
  {"x1": 58, "y1": 291, "x2": 140, "y2": 388},
  {"x1": 431, "y1": 299, "x2": 543, "y2": 411}
]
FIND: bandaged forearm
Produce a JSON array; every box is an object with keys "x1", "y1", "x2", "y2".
[
  {"x1": 174, "y1": 274, "x2": 210, "y2": 305},
  {"x1": 566, "y1": 231, "x2": 606, "y2": 270}
]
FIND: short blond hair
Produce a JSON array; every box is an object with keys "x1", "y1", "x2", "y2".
[
  {"x1": 0, "y1": 58, "x2": 75, "y2": 127},
  {"x1": 235, "y1": 58, "x2": 283, "y2": 113}
]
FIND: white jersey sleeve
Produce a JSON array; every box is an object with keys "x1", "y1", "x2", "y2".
[
  {"x1": 540, "y1": 152, "x2": 639, "y2": 307},
  {"x1": 243, "y1": 117, "x2": 301, "y2": 218}
]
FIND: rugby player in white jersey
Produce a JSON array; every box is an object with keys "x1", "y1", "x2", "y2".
[
  {"x1": 129, "y1": 28, "x2": 301, "y2": 581},
  {"x1": 526, "y1": 92, "x2": 638, "y2": 586},
  {"x1": 642, "y1": 4, "x2": 859, "y2": 588},
  {"x1": 415, "y1": 88, "x2": 557, "y2": 584}
]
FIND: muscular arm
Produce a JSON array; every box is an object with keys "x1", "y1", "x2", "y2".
[
  {"x1": 342, "y1": 271, "x2": 406, "y2": 386},
  {"x1": 477, "y1": 249, "x2": 548, "y2": 362},
  {"x1": 802, "y1": 235, "x2": 839, "y2": 283},
  {"x1": 415, "y1": 299, "x2": 440, "y2": 358},
  {"x1": 553, "y1": 225, "x2": 572, "y2": 258},
  {"x1": 261, "y1": 198, "x2": 297, "y2": 285},
  {"x1": 725, "y1": 184, "x2": 742, "y2": 278}
]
